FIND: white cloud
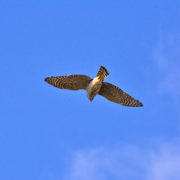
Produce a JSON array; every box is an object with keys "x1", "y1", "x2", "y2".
[
  {"x1": 147, "y1": 142, "x2": 180, "y2": 180},
  {"x1": 63, "y1": 142, "x2": 180, "y2": 180}
]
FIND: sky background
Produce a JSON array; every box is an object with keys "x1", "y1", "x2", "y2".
[{"x1": 1, "y1": 1, "x2": 180, "y2": 180}]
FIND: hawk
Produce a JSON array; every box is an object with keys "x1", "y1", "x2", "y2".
[{"x1": 45, "y1": 66, "x2": 143, "y2": 107}]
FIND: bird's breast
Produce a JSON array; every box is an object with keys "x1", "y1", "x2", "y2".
[{"x1": 87, "y1": 77, "x2": 102, "y2": 101}]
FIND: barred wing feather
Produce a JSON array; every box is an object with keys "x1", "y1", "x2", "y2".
[
  {"x1": 45, "y1": 75, "x2": 92, "y2": 90},
  {"x1": 99, "y1": 82, "x2": 143, "y2": 107}
]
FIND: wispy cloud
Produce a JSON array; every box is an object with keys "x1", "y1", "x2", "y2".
[
  {"x1": 63, "y1": 142, "x2": 180, "y2": 180},
  {"x1": 153, "y1": 34, "x2": 180, "y2": 99},
  {"x1": 147, "y1": 141, "x2": 180, "y2": 180}
]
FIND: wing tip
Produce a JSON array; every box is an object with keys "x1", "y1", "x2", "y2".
[
  {"x1": 44, "y1": 77, "x2": 48, "y2": 82},
  {"x1": 44, "y1": 77, "x2": 52, "y2": 84},
  {"x1": 44, "y1": 77, "x2": 49, "y2": 82},
  {"x1": 139, "y1": 103, "x2": 143, "y2": 107},
  {"x1": 137, "y1": 101, "x2": 143, "y2": 107}
]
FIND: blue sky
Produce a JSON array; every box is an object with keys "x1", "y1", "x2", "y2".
[{"x1": 0, "y1": 1, "x2": 180, "y2": 180}]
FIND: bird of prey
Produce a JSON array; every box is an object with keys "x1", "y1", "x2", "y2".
[{"x1": 45, "y1": 66, "x2": 143, "y2": 107}]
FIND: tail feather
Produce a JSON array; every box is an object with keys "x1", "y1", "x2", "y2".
[{"x1": 96, "y1": 66, "x2": 109, "y2": 81}]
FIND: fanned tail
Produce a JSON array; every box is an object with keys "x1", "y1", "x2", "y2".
[{"x1": 96, "y1": 66, "x2": 109, "y2": 81}]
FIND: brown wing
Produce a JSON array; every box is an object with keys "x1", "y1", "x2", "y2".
[
  {"x1": 99, "y1": 82, "x2": 143, "y2": 107},
  {"x1": 45, "y1": 75, "x2": 92, "y2": 90}
]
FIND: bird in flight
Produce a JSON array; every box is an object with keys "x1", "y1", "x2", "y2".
[{"x1": 45, "y1": 66, "x2": 143, "y2": 107}]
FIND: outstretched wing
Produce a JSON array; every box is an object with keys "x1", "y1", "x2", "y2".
[
  {"x1": 99, "y1": 82, "x2": 143, "y2": 107},
  {"x1": 45, "y1": 75, "x2": 92, "y2": 90}
]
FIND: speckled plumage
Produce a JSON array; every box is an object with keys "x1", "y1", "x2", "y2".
[{"x1": 45, "y1": 66, "x2": 143, "y2": 107}]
